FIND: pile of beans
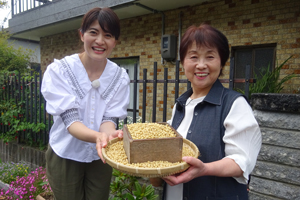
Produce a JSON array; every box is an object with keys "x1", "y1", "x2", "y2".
[
  {"x1": 127, "y1": 123, "x2": 176, "y2": 139},
  {"x1": 105, "y1": 123, "x2": 196, "y2": 168},
  {"x1": 105, "y1": 141, "x2": 196, "y2": 168}
]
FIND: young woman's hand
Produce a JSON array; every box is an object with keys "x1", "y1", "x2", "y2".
[
  {"x1": 96, "y1": 130, "x2": 123, "y2": 163},
  {"x1": 67, "y1": 121, "x2": 123, "y2": 163},
  {"x1": 96, "y1": 122, "x2": 123, "y2": 163}
]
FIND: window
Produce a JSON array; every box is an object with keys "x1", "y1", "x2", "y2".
[
  {"x1": 110, "y1": 57, "x2": 139, "y2": 119},
  {"x1": 231, "y1": 44, "x2": 276, "y2": 91}
]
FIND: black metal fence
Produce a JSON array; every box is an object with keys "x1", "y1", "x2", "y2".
[
  {"x1": 0, "y1": 70, "x2": 51, "y2": 146},
  {"x1": 0, "y1": 60, "x2": 253, "y2": 146}
]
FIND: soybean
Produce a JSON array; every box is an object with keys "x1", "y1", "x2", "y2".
[{"x1": 106, "y1": 140, "x2": 195, "y2": 168}]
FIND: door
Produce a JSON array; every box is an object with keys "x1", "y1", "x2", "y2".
[{"x1": 110, "y1": 57, "x2": 140, "y2": 120}]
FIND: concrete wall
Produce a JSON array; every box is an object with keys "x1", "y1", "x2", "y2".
[
  {"x1": 8, "y1": 0, "x2": 132, "y2": 34},
  {"x1": 8, "y1": 38, "x2": 40, "y2": 64},
  {"x1": 250, "y1": 93, "x2": 300, "y2": 199},
  {"x1": 0, "y1": 141, "x2": 46, "y2": 171},
  {"x1": 40, "y1": 0, "x2": 300, "y2": 122}
]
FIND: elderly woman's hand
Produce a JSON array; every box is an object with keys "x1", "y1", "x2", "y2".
[
  {"x1": 163, "y1": 157, "x2": 244, "y2": 186},
  {"x1": 163, "y1": 157, "x2": 206, "y2": 186}
]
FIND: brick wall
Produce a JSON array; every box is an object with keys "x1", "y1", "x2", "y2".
[{"x1": 40, "y1": 0, "x2": 300, "y2": 122}]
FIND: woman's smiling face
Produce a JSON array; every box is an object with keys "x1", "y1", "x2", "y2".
[
  {"x1": 80, "y1": 20, "x2": 116, "y2": 62},
  {"x1": 183, "y1": 41, "x2": 222, "y2": 97}
]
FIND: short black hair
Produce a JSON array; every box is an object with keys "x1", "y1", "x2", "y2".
[
  {"x1": 80, "y1": 7, "x2": 120, "y2": 40},
  {"x1": 180, "y1": 24, "x2": 229, "y2": 68}
]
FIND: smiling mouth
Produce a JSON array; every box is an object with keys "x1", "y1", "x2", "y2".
[
  {"x1": 92, "y1": 47, "x2": 105, "y2": 52},
  {"x1": 195, "y1": 73, "x2": 208, "y2": 77}
]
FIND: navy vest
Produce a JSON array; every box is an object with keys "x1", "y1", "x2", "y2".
[{"x1": 171, "y1": 80, "x2": 248, "y2": 200}]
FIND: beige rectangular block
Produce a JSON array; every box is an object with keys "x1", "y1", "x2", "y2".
[{"x1": 123, "y1": 122, "x2": 183, "y2": 164}]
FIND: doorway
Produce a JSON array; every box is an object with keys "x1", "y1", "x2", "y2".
[{"x1": 110, "y1": 57, "x2": 140, "y2": 119}]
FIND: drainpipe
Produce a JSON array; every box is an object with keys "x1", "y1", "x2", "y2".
[
  {"x1": 11, "y1": 0, "x2": 14, "y2": 17},
  {"x1": 161, "y1": 12, "x2": 165, "y2": 64},
  {"x1": 178, "y1": 11, "x2": 182, "y2": 61}
]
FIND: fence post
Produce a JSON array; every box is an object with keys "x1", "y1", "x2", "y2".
[
  {"x1": 142, "y1": 69, "x2": 147, "y2": 123},
  {"x1": 175, "y1": 60, "x2": 180, "y2": 102},
  {"x1": 124, "y1": 69, "x2": 129, "y2": 125},
  {"x1": 13, "y1": 75, "x2": 17, "y2": 104},
  {"x1": 22, "y1": 78, "x2": 25, "y2": 140},
  {"x1": 29, "y1": 72, "x2": 33, "y2": 141},
  {"x1": 18, "y1": 73, "x2": 21, "y2": 102},
  {"x1": 133, "y1": 63, "x2": 138, "y2": 123},
  {"x1": 25, "y1": 79, "x2": 29, "y2": 125},
  {"x1": 1, "y1": 74, "x2": 4, "y2": 134},
  {"x1": 245, "y1": 64, "x2": 251, "y2": 99},
  {"x1": 229, "y1": 57, "x2": 235, "y2": 90},
  {"x1": 34, "y1": 73, "x2": 38, "y2": 142},
  {"x1": 163, "y1": 68, "x2": 168, "y2": 122},
  {"x1": 7, "y1": 76, "x2": 10, "y2": 100},
  {"x1": 43, "y1": 98, "x2": 47, "y2": 144},
  {"x1": 39, "y1": 71, "x2": 42, "y2": 122},
  {"x1": 152, "y1": 62, "x2": 157, "y2": 122}
]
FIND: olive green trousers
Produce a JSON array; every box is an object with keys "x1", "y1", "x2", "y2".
[{"x1": 46, "y1": 145, "x2": 112, "y2": 200}]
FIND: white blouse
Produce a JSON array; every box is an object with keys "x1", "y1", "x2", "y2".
[
  {"x1": 41, "y1": 54, "x2": 130, "y2": 163},
  {"x1": 166, "y1": 96, "x2": 262, "y2": 200}
]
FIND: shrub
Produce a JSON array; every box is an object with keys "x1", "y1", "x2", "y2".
[
  {"x1": 0, "y1": 97, "x2": 46, "y2": 148},
  {"x1": 109, "y1": 169, "x2": 158, "y2": 200},
  {"x1": 0, "y1": 31, "x2": 32, "y2": 73}
]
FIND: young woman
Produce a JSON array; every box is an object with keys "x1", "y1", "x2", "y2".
[
  {"x1": 162, "y1": 24, "x2": 262, "y2": 199},
  {"x1": 41, "y1": 7, "x2": 130, "y2": 200}
]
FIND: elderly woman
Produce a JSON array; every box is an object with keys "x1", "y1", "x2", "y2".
[{"x1": 162, "y1": 24, "x2": 262, "y2": 199}]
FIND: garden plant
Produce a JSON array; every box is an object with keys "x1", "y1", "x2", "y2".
[
  {"x1": 238, "y1": 55, "x2": 299, "y2": 99},
  {"x1": 109, "y1": 169, "x2": 158, "y2": 200},
  {"x1": 0, "y1": 166, "x2": 52, "y2": 200},
  {"x1": 0, "y1": 160, "x2": 30, "y2": 184},
  {"x1": 0, "y1": 159, "x2": 53, "y2": 200}
]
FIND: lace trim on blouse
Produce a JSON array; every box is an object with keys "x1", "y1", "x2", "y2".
[
  {"x1": 60, "y1": 58, "x2": 85, "y2": 99},
  {"x1": 60, "y1": 108, "x2": 81, "y2": 128},
  {"x1": 101, "y1": 67, "x2": 122, "y2": 101}
]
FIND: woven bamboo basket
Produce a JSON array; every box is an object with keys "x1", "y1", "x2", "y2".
[{"x1": 102, "y1": 137, "x2": 200, "y2": 178}]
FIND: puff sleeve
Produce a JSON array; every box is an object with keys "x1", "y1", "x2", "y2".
[{"x1": 41, "y1": 60, "x2": 80, "y2": 117}]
